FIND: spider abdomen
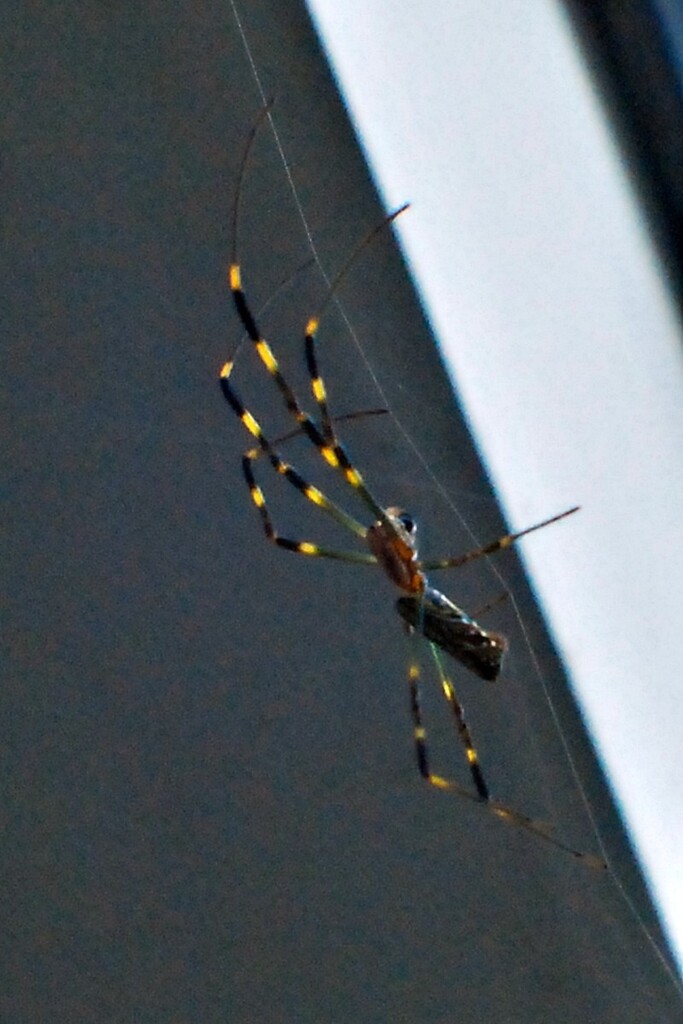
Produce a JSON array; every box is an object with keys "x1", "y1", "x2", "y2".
[{"x1": 396, "y1": 587, "x2": 507, "y2": 682}]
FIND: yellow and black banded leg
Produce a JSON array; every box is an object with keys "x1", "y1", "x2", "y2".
[
  {"x1": 302, "y1": 203, "x2": 409, "y2": 448},
  {"x1": 230, "y1": 127, "x2": 330, "y2": 439},
  {"x1": 407, "y1": 642, "x2": 489, "y2": 800},
  {"x1": 409, "y1": 641, "x2": 605, "y2": 867},
  {"x1": 241, "y1": 448, "x2": 379, "y2": 565},
  {"x1": 429, "y1": 644, "x2": 489, "y2": 800},
  {"x1": 304, "y1": 315, "x2": 334, "y2": 444},
  {"x1": 229, "y1": 101, "x2": 322, "y2": 436},
  {"x1": 422, "y1": 507, "x2": 580, "y2": 573},
  {"x1": 220, "y1": 361, "x2": 381, "y2": 562},
  {"x1": 408, "y1": 662, "x2": 430, "y2": 782},
  {"x1": 227, "y1": 260, "x2": 391, "y2": 526},
  {"x1": 230, "y1": 102, "x2": 403, "y2": 527},
  {"x1": 224, "y1": 276, "x2": 366, "y2": 506},
  {"x1": 230, "y1": 133, "x2": 400, "y2": 527},
  {"x1": 229, "y1": 262, "x2": 309, "y2": 425}
]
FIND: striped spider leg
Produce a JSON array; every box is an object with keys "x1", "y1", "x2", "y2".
[
  {"x1": 364, "y1": 504, "x2": 604, "y2": 867},
  {"x1": 219, "y1": 108, "x2": 604, "y2": 869},
  {"x1": 376, "y1": 508, "x2": 603, "y2": 867},
  {"x1": 221, "y1": 102, "x2": 407, "y2": 557}
]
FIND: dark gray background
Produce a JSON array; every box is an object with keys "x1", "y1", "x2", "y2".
[{"x1": 3, "y1": 1, "x2": 682, "y2": 1021}]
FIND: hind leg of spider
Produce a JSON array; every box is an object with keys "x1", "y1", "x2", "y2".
[
  {"x1": 407, "y1": 638, "x2": 489, "y2": 802},
  {"x1": 429, "y1": 644, "x2": 490, "y2": 799},
  {"x1": 422, "y1": 506, "x2": 580, "y2": 573},
  {"x1": 408, "y1": 641, "x2": 606, "y2": 867}
]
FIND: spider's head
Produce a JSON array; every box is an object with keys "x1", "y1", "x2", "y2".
[{"x1": 366, "y1": 506, "x2": 425, "y2": 593}]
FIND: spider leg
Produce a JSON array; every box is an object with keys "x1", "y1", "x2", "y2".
[
  {"x1": 220, "y1": 362, "x2": 380, "y2": 562},
  {"x1": 468, "y1": 591, "x2": 509, "y2": 620},
  {"x1": 220, "y1": 362, "x2": 378, "y2": 561},
  {"x1": 422, "y1": 506, "x2": 580, "y2": 572},
  {"x1": 303, "y1": 205, "x2": 408, "y2": 445},
  {"x1": 228, "y1": 260, "x2": 392, "y2": 523},
  {"x1": 408, "y1": 640, "x2": 489, "y2": 799},
  {"x1": 235, "y1": 411, "x2": 389, "y2": 563},
  {"x1": 240, "y1": 449, "x2": 377, "y2": 564},
  {"x1": 230, "y1": 114, "x2": 403, "y2": 526},
  {"x1": 304, "y1": 315, "x2": 335, "y2": 446},
  {"x1": 229, "y1": 104, "x2": 343, "y2": 453},
  {"x1": 270, "y1": 407, "x2": 388, "y2": 449},
  {"x1": 407, "y1": 636, "x2": 605, "y2": 867}
]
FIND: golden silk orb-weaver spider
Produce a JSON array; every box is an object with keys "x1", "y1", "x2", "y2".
[{"x1": 219, "y1": 106, "x2": 604, "y2": 869}]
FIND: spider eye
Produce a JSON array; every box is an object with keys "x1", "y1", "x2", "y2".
[{"x1": 398, "y1": 512, "x2": 416, "y2": 533}]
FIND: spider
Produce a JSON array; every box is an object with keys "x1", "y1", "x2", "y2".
[{"x1": 219, "y1": 108, "x2": 603, "y2": 869}]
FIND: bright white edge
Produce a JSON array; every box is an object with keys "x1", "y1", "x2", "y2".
[{"x1": 308, "y1": 0, "x2": 683, "y2": 974}]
